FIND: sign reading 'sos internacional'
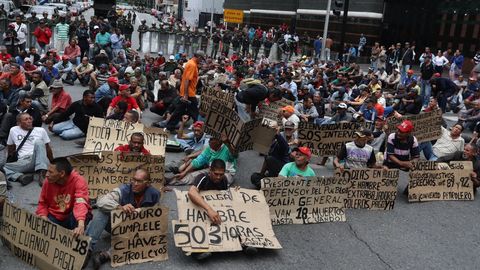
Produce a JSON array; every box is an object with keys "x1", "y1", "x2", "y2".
[
  {"x1": 223, "y1": 9, "x2": 244, "y2": 23},
  {"x1": 0, "y1": 202, "x2": 91, "y2": 270}
]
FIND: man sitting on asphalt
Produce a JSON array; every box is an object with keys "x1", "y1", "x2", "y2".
[
  {"x1": 114, "y1": 132, "x2": 150, "y2": 155},
  {"x1": 5, "y1": 112, "x2": 53, "y2": 186},
  {"x1": 334, "y1": 128, "x2": 378, "y2": 170},
  {"x1": 36, "y1": 157, "x2": 91, "y2": 236},
  {"x1": 175, "y1": 116, "x2": 209, "y2": 155},
  {"x1": 95, "y1": 76, "x2": 119, "y2": 113},
  {"x1": 168, "y1": 135, "x2": 237, "y2": 185},
  {"x1": 42, "y1": 80, "x2": 72, "y2": 125},
  {"x1": 383, "y1": 120, "x2": 420, "y2": 170},
  {"x1": 51, "y1": 90, "x2": 103, "y2": 140},
  {"x1": 187, "y1": 159, "x2": 245, "y2": 260},
  {"x1": 0, "y1": 94, "x2": 42, "y2": 144},
  {"x1": 85, "y1": 168, "x2": 160, "y2": 268},
  {"x1": 279, "y1": 146, "x2": 316, "y2": 177}
]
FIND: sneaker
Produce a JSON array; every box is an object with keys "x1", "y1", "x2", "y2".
[
  {"x1": 193, "y1": 252, "x2": 212, "y2": 260},
  {"x1": 244, "y1": 246, "x2": 258, "y2": 256},
  {"x1": 18, "y1": 174, "x2": 34, "y2": 186},
  {"x1": 35, "y1": 169, "x2": 47, "y2": 187},
  {"x1": 92, "y1": 251, "x2": 110, "y2": 270},
  {"x1": 184, "y1": 148, "x2": 194, "y2": 155}
]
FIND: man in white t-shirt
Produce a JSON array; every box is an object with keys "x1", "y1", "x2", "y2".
[
  {"x1": 4, "y1": 113, "x2": 53, "y2": 186},
  {"x1": 280, "y1": 105, "x2": 300, "y2": 128}
]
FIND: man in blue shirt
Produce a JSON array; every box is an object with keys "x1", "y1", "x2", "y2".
[
  {"x1": 87, "y1": 168, "x2": 161, "y2": 268},
  {"x1": 41, "y1": 60, "x2": 60, "y2": 86}
]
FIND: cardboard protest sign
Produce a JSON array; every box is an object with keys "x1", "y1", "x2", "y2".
[
  {"x1": 0, "y1": 202, "x2": 91, "y2": 270},
  {"x1": 409, "y1": 161, "x2": 474, "y2": 202},
  {"x1": 84, "y1": 117, "x2": 168, "y2": 155},
  {"x1": 110, "y1": 206, "x2": 168, "y2": 267},
  {"x1": 261, "y1": 177, "x2": 347, "y2": 224},
  {"x1": 336, "y1": 169, "x2": 399, "y2": 210},
  {"x1": 386, "y1": 109, "x2": 443, "y2": 142},
  {"x1": 199, "y1": 87, "x2": 235, "y2": 115},
  {"x1": 297, "y1": 122, "x2": 358, "y2": 156},
  {"x1": 257, "y1": 98, "x2": 294, "y2": 126},
  {"x1": 204, "y1": 102, "x2": 276, "y2": 153},
  {"x1": 69, "y1": 151, "x2": 165, "y2": 200},
  {"x1": 237, "y1": 118, "x2": 277, "y2": 154},
  {"x1": 173, "y1": 188, "x2": 282, "y2": 252}
]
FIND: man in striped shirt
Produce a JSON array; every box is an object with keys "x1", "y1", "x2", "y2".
[
  {"x1": 384, "y1": 120, "x2": 420, "y2": 170},
  {"x1": 55, "y1": 17, "x2": 70, "y2": 52}
]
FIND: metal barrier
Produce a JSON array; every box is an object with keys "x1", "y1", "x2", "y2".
[{"x1": 140, "y1": 31, "x2": 208, "y2": 57}]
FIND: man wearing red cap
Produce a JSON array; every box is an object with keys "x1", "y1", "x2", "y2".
[
  {"x1": 54, "y1": 55, "x2": 74, "y2": 84},
  {"x1": 384, "y1": 120, "x2": 420, "y2": 170},
  {"x1": 279, "y1": 147, "x2": 316, "y2": 177},
  {"x1": 107, "y1": 84, "x2": 140, "y2": 116},
  {"x1": 95, "y1": 76, "x2": 119, "y2": 113},
  {"x1": 175, "y1": 115, "x2": 209, "y2": 155}
]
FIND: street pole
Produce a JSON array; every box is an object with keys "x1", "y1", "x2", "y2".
[
  {"x1": 210, "y1": 0, "x2": 214, "y2": 36},
  {"x1": 321, "y1": 0, "x2": 332, "y2": 61},
  {"x1": 339, "y1": 0, "x2": 350, "y2": 52}
]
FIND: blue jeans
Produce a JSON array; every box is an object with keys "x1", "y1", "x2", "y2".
[
  {"x1": 85, "y1": 210, "x2": 111, "y2": 251},
  {"x1": 401, "y1": 64, "x2": 411, "y2": 82},
  {"x1": 175, "y1": 136, "x2": 208, "y2": 152},
  {"x1": 4, "y1": 140, "x2": 49, "y2": 181},
  {"x1": 418, "y1": 141, "x2": 438, "y2": 161},
  {"x1": 52, "y1": 119, "x2": 85, "y2": 140},
  {"x1": 420, "y1": 79, "x2": 431, "y2": 106},
  {"x1": 48, "y1": 211, "x2": 91, "y2": 230}
]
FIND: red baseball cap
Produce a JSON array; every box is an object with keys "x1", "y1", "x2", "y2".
[
  {"x1": 397, "y1": 120, "x2": 414, "y2": 133},
  {"x1": 107, "y1": 76, "x2": 119, "y2": 84},
  {"x1": 61, "y1": 55, "x2": 69, "y2": 60},
  {"x1": 192, "y1": 121, "x2": 204, "y2": 128},
  {"x1": 295, "y1": 147, "x2": 312, "y2": 160},
  {"x1": 119, "y1": 84, "x2": 130, "y2": 91}
]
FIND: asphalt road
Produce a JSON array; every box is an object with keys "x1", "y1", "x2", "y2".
[{"x1": 1, "y1": 8, "x2": 479, "y2": 270}]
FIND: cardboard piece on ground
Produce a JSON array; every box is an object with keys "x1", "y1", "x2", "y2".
[
  {"x1": 204, "y1": 101, "x2": 276, "y2": 153},
  {"x1": 257, "y1": 98, "x2": 294, "y2": 126},
  {"x1": 199, "y1": 87, "x2": 235, "y2": 115},
  {"x1": 408, "y1": 166, "x2": 474, "y2": 202},
  {"x1": 0, "y1": 202, "x2": 91, "y2": 270},
  {"x1": 336, "y1": 169, "x2": 399, "y2": 210},
  {"x1": 110, "y1": 206, "x2": 169, "y2": 267},
  {"x1": 173, "y1": 188, "x2": 282, "y2": 252},
  {"x1": 69, "y1": 151, "x2": 165, "y2": 200},
  {"x1": 261, "y1": 176, "x2": 348, "y2": 225},
  {"x1": 385, "y1": 110, "x2": 443, "y2": 143},
  {"x1": 84, "y1": 117, "x2": 168, "y2": 155},
  {"x1": 297, "y1": 122, "x2": 359, "y2": 156}
]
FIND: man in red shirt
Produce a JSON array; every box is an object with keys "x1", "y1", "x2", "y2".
[
  {"x1": 0, "y1": 45, "x2": 12, "y2": 63},
  {"x1": 107, "y1": 84, "x2": 140, "y2": 116},
  {"x1": 33, "y1": 19, "x2": 52, "y2": 54},
  {"x1": 0, "y1": 63, "x2": 26, "y2": 89},
  {"x1": 114, "y1": 132, "x2": 150, "y2": 154},
  {"x1": 43, "y1": 80, "x2": 72, "y2": 125},
  {"x1": 36, "y1": 157, "x2": 92, "y2": 237}
]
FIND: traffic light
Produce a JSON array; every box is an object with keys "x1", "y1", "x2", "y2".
[{"x1": 333, "y1": 0, "x2": 343, "y2": 16}]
